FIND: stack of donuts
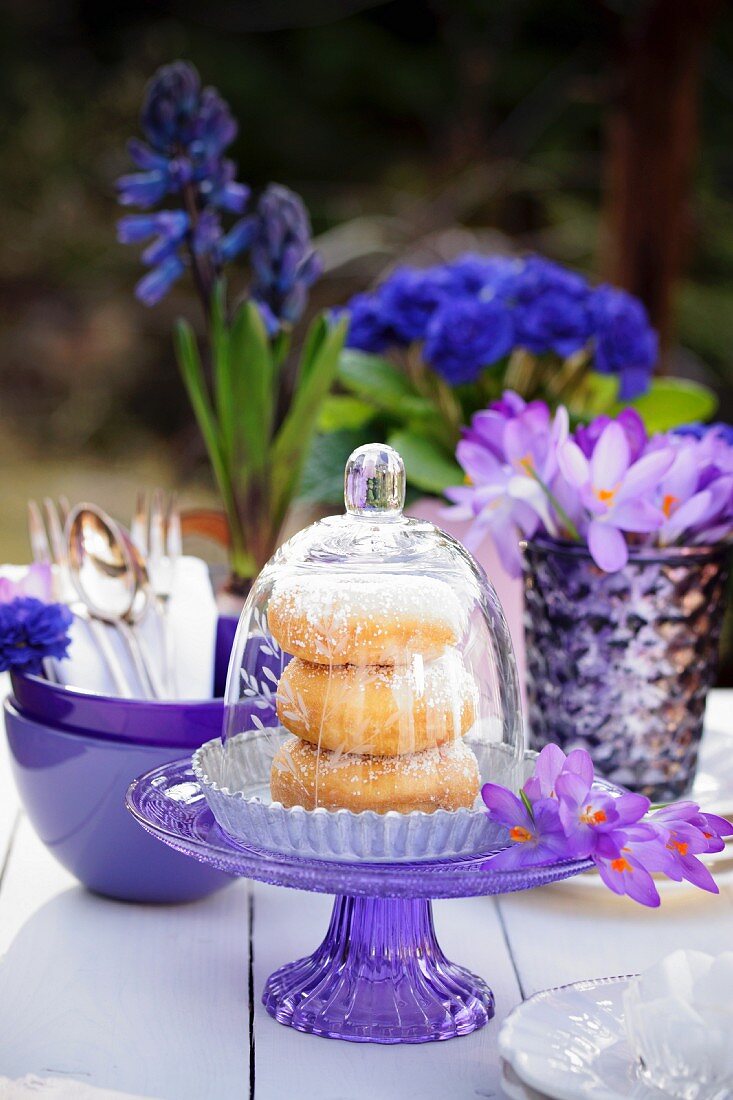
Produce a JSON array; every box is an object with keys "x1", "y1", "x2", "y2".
[{"x1": 268, "y1": 573, "x2": 481, "y2": 813}]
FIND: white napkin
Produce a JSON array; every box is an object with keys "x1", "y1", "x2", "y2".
[
  {"x1": 623, "y1": 949, "x2": 733, "y2": 1092},
  {"x1": 0, "y1": 557, "x2": 217, "y2": 700}
]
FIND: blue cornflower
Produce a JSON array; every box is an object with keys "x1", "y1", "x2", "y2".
[
  {"x1": 0, "y1": 598, "x2": 73, "y2": 672},
  {"x1": 250, "y1": 184, "x2": 323, "y2": 327}
]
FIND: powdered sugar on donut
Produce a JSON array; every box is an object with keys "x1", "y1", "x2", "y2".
[{"x1": 268, "y1": 572, "x2": 468, "y2": 665}]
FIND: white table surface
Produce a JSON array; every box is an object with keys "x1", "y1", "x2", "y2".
[{"x1": 1, "y1": 693, "x2": 733, "y2": 1100}]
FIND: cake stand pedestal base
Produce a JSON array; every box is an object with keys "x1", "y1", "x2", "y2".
[{"x1": 262, "y1": 895, "x2": 495, "y2": 1044}]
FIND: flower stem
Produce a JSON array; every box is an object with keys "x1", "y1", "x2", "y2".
[
  {"x1": 527, "y1": 467, "x2": 581, "y2": 542},
  {"x1": 181, "y1": 180, "x2": 215, "y2": 326}
]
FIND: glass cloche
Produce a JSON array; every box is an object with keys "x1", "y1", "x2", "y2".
[{"x1": 195, "y1": 444, "x2": 524, "y2": 862}]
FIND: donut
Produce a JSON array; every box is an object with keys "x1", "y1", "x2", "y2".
[
  {"x1": 270, "y1": 735, "x2": 480, "y2": 813},
  {"x1": 275, "y1": 650, "x2": 477, "y2": 756},
  {"x1": 267, "y1": 573, "x2": 467, "y2": 665}
]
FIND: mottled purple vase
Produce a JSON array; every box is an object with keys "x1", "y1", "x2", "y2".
[{"x1": 524, "y1": 539, "x2": 731, "y2": 801}]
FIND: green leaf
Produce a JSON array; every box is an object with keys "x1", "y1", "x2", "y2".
[
  {"x1": 520, "y1": 789, "x2": 536, "y2": 822},
  {"x1": 210, "y1": 280, "x2": 233, "y2": 460},
  {"x1": 386, "y1": 429, "x2": 463, "y2": 495},
  {"x1": 271, "y1": 315, "x2": 348, "y2": 528},
  {"x1": 318, "y1": 395, "x2": 377, "y2": 432},
  {"x1": 228, "y1": 300, "x2": 274, "y2": 476},
  {"x1": 566, "y1": 371, "x2": 619, "y2": 420},
  {"x1": 616, "y1": 378, "x2": 718, "y2": 433},
  {"x1": 173, "y1": 319, "x2": 232, "y2": 514},
  {"x1": 298, "y1": 314, "x2": 329, "y2": 386},
  {"x1": 339, "y1": 349, "x2": 419, "y2": 408},
  {"x1": 298, "y1": 429, "x2": 370, "y2": 504}
]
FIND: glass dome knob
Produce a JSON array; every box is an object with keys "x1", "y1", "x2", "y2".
[{"x1": 344, "y1": 443, "x2": 406, "y2": 518}]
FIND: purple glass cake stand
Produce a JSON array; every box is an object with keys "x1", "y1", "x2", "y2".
[{"x1": 127, "y1": 758, "x2": 595, "y2": 1045}]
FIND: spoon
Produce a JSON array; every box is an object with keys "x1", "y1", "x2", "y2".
[
  {"x1": 67, "y1": 505, "x2": 162, "y2": 699},
  {"x1": 122, "y1": 528, "x2": 170, "y2": 698}
]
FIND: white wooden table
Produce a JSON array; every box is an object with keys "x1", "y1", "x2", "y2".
[{"x1": 1, "y1": 694, "x2": 733, "y2": 1100}]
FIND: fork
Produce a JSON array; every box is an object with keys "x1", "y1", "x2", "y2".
[
  {"x1": 27, "y1": 498, "x2": 134, "y2": 697},
  {"x1": 131, "y1": 490, "x2": 181, "y2": 696}
]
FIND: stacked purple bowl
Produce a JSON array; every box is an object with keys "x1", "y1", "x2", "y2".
[{"x1": 3, "y1": 618, "x2": 239, "y2": 904}]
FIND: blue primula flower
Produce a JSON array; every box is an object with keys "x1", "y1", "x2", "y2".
[
  {"x1": 516, "y1": 290, "x2": 592, "y2": 359},
  {"x1": 341, "y1": 251, "x2": 657, "y2": 398},
  {"x1": 377, "y1": 267, "x2": 454, "y2": 343},
  {"x1": 424, "y1": 297, "x2": 515, "y2": 384},
  {"x1": 590, "y1": 285, "x2": 658, "y2": 400},
  {"x1": 343, "y1": 291, "x2": 398, "y2": 353}
]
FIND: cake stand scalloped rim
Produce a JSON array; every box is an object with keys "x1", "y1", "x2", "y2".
[{"x1": 125, "y1": 756, "x2": 596, "y2": 900}]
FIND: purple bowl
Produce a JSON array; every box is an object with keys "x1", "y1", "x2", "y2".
[
  {"x1": 9, "y1": 622, "x2": 272, "y2": 748},
  {"x1": 4, "y1": 698, "x2": 232, "y2": 903},
  {"x1": 10, "y1": 672, "x2": 225, "y2": 747}
]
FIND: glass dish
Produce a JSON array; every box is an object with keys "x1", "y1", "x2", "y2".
[
  {"x1": 207, "y1": 443, "x2": 523, "y2": 859},
  {"x1": 127, "y1": 757, "x2": 595, "y2": 1044}
]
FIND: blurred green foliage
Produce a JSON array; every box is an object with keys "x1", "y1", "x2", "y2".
[{"x1": 0, "y1": 0, "x2": 732, "y2": 471}]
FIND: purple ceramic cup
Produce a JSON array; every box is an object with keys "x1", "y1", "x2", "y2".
[{"x1": 4, "y1": 698, "x2": 232, "y2": 903}]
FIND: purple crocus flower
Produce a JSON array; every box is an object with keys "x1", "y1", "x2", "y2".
[
  {"x1": 481, "y1": 785, "x2": 581, "y2": 869},
  {"x1": 458, "y1": 391, "x2": 529, "y2": 463},
  {"x1": 676, "y1": 422, "x2": 733, "y2": 447},
  {"x1": 652, "y1": 440, "x2": 722, "y2": 546},
  {"x1": 556, "y1": 769, "x2": 650, "y2": 859},
  {"x1": 574, "y1": 408, "x2": 647, "y2": 463},
  {"x1": 522, "y1": 742, "x2": 592, "y2": 802},
  {"x1": 443, "y1": 471, "x2": 539, "y2": 576},
  {"x1": 558, "y1": 421, "x2": 674, "y2": 570},
  {"x1": 481, "y1": 739, "x2": 733, "y2": 905},
  {"x1": 447, "y1": 399, "x2": 569, "y2": 575},
  {"x1": 642, "y1": 802, "x2": 733, "y2": 893},
  {"x1": 592, "y1": 832, "x2": 662, "y2": 907}
]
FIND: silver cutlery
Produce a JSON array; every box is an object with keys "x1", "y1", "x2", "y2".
[
  {"x1": 67, "y1": 505, "x2": 164, "y2": 700},
  {"x1": 131, "y1": 490, "x2": 181, "y2": 696},
  {"x1": 27, "y1": 499, "x2": 134, "y2": 697}
]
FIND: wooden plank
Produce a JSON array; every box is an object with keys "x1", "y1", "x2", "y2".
[
  {"x1": 705, "y1": 688, "x2": 733, "y2": 734},
  {"x1": 0, "y1": 819, "x2": 252, "y2": 1100},
  {"x1": 250, "y1": 883, "x2": 522, "y2": 1100},
  {"x1": 498, "y1": 875, "x2": 733, "y2": 999}
]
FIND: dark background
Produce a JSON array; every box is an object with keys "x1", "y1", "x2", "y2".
[{"x1": 1, "y1": 0, "x2": 732, "y2": 562}]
